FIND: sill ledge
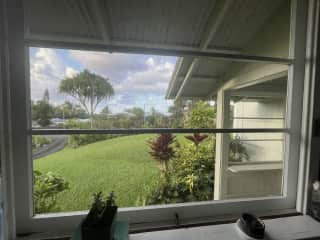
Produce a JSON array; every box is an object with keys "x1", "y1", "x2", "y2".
[{"x1": 130, "y1": 215, "x2": 320, "y2": 240}]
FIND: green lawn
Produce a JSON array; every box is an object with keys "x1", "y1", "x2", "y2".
[{"x1": 34, "y1": 134, "x2": 161, "y2": 212}]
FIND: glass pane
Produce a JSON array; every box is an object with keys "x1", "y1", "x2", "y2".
[
  {"x1": 229, "y1": 76, "x2": 287, "y2": 129},
  {"x1": 29, "y1": 48, "x2": 289, "y2": 130},
  {"x1": 32, "y1": 133, "x2": 216, "y2": 214},
  {"x1": 32, "y1": 132, "x2": 285, "y2": 214},
  {"x1": 168, "y1": 57, "x2": 288, "y2": 129},
  {"x1": 225, "y1": 132, "x2": 284, "y2": 199}
]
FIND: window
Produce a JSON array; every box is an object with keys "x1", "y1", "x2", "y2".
[
  {"x1": 7, "y1": 0, "x2": 312, "y2": 237},
  {"x1": 30, "y1": 51, "x2": 290, "y2": 214}
]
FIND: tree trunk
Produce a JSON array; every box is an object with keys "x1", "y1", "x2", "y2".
[{"x1": 90, "y1": 113, "x2": 93, "y2": 128}]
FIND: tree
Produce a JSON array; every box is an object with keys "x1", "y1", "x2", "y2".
[
  {"x1": 53, "y1": 101, "x2": 88, "y2": 119},
  {"x1": 184, "y1": 101, "x2": 216, "y2": 128},
  {"x1": 43, "y1": 88, "x2": 50, "y2": 103},
  {"x1": 59, "y1": 69, "x2": 114, "y2": 128},
  {"x1": 101, "y1": 106, "x2": 111, "y2": 116},
  {"x1": 32, "y1": 90, "x2": 53, "y2": 127},
  {"x1": 168, "y1": 100, "x2": 185, "y2": 128},
  {"x1": 145, "y1": 108, "x2": 170, "y2": 128},
  {"x1": 125, "y1": 107, "x2": 145, "y2": 127}
]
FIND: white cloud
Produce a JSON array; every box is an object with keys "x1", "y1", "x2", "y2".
[
  {"x1": 115, "y1": 58, "x2": 174, "y2": 94},
  {"x1": 30, "y1": 48, "x2": 177, "y2": 113},
  {"x1": 68, "y1": 50, "x2": 146, "y2": 82},
  {"x1": 69, "y1": 51, "x2": 175, "y2": 95},
  {"x1": 65, "y1": 67, "x2": 78, "y2": 78},
  {"x1": 30, "y1": 48, "x2": 64, "y2": 102},
  {"x1": 146, "y1": 57, "x2": 155, "y2": 67},
  {"x1": 30, "y1": 48, "x2": 78, "y2": 105}
]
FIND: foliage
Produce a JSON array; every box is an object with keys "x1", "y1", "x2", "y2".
[
  {"x1": 144, "y1": 174, "x2": 179, "y2": 204},
  {"x1": 53, "y1": 101, "x2": 88, "y2": 119},
  {"x1": 64, "y1": 119, "x2": 90, "y2": 129},
  {"x1": 43, "y1": 88, "x2": 50, "y2": 103},
  {"x1": 32, "y1": 100, "x2": 53, "y2": 127},
  {"x1": 229, "y1": 134, "x2": 250, "y2": 162},
  {"x1": 59, "y1": 69, "x2": 114, "y2": 128},
  {"x1": 184, "y1": 133, "x2": 208, "y2": 146},
  {"x1": 168, "y1": 101, "x2": 185, "y2": 128},
  {"x1": 32, "y1": 89, "x2": 54, "y2": 127},
  {"x1": 146, "y1": 137, "x2": 215, "y2": 204},
  {"x1": 33, "y1": 170, "x2": 69, "y2": 214},
  {"x1": 64, "y1": 119, "x2": 120, "y2": 147},
  {"x1": 171, "y1": 140, "x2": 215, "y2": 201},
  {"x1": 185, "y1": 101, "x2": 216, "y2": 128},
  {"x1": 32, "y1": 136, "x2": 52, "y2": 150},
  {"x1": 68, "y1": 134, "x2": 116, "y2": 148},
  {"x1": 100, "y1": 106, "x2": 111, "y2": 116},
  {"x1": 145, "y1": 108, "x2": 170, "y2": 128},
  {"x1": 148, "y1": 134, "x2": 176, "y2": 172},
  {"x1": 125, "y1": 107, "x2": 145, "y2": 128}
]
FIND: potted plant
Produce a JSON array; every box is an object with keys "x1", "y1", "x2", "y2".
[{"x1": 81, "y1": 191, "x2": 118, "y2": 240}]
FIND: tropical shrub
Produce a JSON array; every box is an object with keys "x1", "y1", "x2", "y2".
[
  {"x1": 147, "y1": 133, "x2": 176, "y2": 173},
  {"x1": 171, "y1": 139, "x2": 215, "y2": 201},
  {"x1": 146, "y1": 134, "x2": 215, "y2": 205},
  {"x1": 146, "y1": 101, "x2": 217, "y2": 205},
  {"x1": 33, "y1": 170, "x2": 69, "y2": 214}
]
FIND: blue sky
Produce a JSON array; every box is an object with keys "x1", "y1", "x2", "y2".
[{"x1": 29, "y1": 47, "x2": 177, "y2": 114}]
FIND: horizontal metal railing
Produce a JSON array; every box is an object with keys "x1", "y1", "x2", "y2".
[{"x1": 30, "y1": 128, "x2": 290, "y2": 135}]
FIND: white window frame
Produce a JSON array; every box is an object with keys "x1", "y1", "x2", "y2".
[{"x1": 3, "y1": 0, "x2": 317, "y2": 238}]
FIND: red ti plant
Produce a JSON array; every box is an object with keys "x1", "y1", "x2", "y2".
[
  {"x1": 185, "y1": 133, "x2": 208, "y2": 146},
  {"x1": 148, "y1": 133, "x2": 176, "y2": 173}
]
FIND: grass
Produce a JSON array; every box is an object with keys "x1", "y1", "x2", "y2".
[{"x1": 33, "y1": 134, "x2": 161, "y2": 212}]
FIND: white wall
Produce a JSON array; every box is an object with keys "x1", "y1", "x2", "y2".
[{"x1": 233, "y1": 99, "x2": 285, "y2": 162}]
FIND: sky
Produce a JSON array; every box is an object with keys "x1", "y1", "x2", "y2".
[{"x1": 29, "y1": 47, "x2": 177, "y2": 115}]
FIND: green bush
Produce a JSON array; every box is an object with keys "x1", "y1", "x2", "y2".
[
  {"x1": 68, "y1": 134, "x2": 116, "y2": 148},
  {"x1": 32, "y1": 136, "x2": 52, "y2": 150},
  {"x1": 146, "y1": 136, "x2": 215, "y2": 205},
  {"x1": 185, "y1": 101, "x2": 216, "y2": 128},
  {"x1": 64, "y1": 119, "x2": 90, "y2": 129},
  {"x1": 33, "y1": 170, "x2": 69, "y2": 214},
  {"x1": 171, "y1": 140, "x2": 215, "y2": 201}
]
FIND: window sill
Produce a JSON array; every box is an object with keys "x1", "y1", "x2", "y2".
[
  {"x1": 228, "y1": 162, "x2": 283, "y2": 173},
  {"x1": 15, "y1": 211, "x2": 303, "y2": 239},
  {"x1": 131, "y1": 215, "x2": 320, "y2": 240}
]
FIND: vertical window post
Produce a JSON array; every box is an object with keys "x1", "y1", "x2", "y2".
[{"x1": 214, "y1": 89, "x2": 230, "y2": 200}]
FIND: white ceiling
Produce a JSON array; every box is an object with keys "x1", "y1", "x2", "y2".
[{"x1": 24, "y1": 0, "x2": 289, "y2": 100}]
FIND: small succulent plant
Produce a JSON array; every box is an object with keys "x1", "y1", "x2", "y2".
[{"x1": 83, "y1": 191, "x2": 117, "y2": 228}]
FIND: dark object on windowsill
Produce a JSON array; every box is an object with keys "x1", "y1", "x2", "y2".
[
  {"x1": 81, "y1": 191, "x2": 118, "y2": 240},
  {"x1": 236, "y1": 213, "x2": 265, "y2": 239}
]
